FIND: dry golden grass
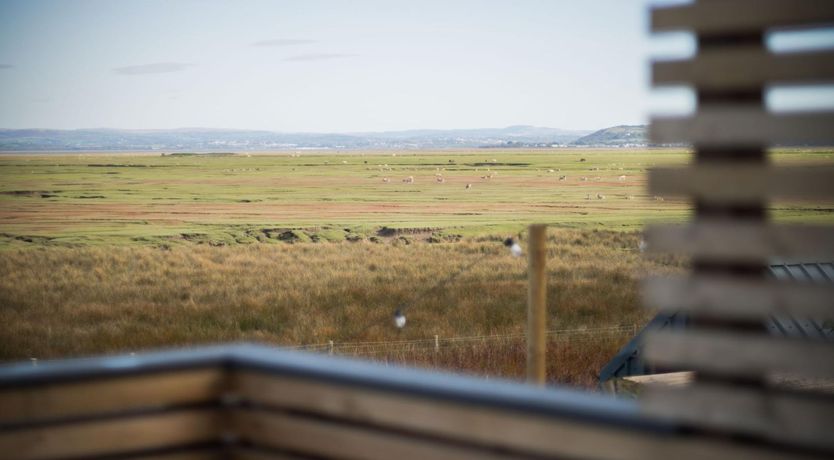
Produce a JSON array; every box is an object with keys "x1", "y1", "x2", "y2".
[{"x1": 0, "y1": 228, "x2": 682, "y2": 388}]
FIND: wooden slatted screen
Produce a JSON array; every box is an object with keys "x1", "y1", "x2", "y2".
[
  {"x1": 3, "y1": 346, "x2": 822, "y2": 460},
  {"x1": 643, "y1": 0, "x2": 834, "y2": 454}
]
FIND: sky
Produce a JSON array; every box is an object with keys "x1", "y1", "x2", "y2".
[{"x1": 5, "y1": 0, "x2": 816, "y2": 133}]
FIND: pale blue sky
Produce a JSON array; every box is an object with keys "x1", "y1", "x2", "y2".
[{"x1": 8, "y1": 0, "x2": 829, "y2": 132}]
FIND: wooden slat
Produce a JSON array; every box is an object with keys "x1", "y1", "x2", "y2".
[
  {"x1": 233, "y1": 446, "x2": 317, "y2": 460},
  {"x1": 650, "y1": 109, "x2": 834, "y2": 146},
  {"x1": 0, "y1": 409, "x2": 220, "y2": 460},
  {"x1": 644, "y1": 330, "x2": 834, "y2": 380},
  {"x1": 643, "y1": 383, "x2": 834, "y2": 451},
  {"x1": 233, "y1": 371, "x2": 647, "y2": 460},
  {"x1": 122, "y1": 450, "x2": 225, "y2": 460},
  {"x1": 652, "y1": 0, "x2": 834, "y2": 34},
  {"x1": 653, "y1": 49, "x2": 834, "y2": 90},
  {"x1": 231, "y1": 371, "x2": 813, "y2": 460},
  {"x1": 234, "y1": 409, "x2": 529, "y2": 460},
  {"x1": 648, "y1": 165, "x2": 834, "y2": 202},
  {"x1": 645, "y1": 222, "x2": 834, "y2": 262},
  {"x1": 0, "y1": 368, "x2": 224, "y2": 425},
  {"x1": 233, "y1": 406, "x2": 813, "y2": 460},
  {"x1": 642, "y1": 275, "x2": 834, "y2": 319}
]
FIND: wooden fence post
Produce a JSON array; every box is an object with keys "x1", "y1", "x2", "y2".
[{"x1": 527, "y1": 224, "x2": 547, "y2": 385}]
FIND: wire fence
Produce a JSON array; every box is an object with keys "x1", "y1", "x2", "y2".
[{"x1": 287, "y1": 324, "x2": 639, "y2": 357}]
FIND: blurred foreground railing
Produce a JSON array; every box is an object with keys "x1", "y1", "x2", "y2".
[{"x1": 0, "y1": 344, "x2": 817, "y2": 460}]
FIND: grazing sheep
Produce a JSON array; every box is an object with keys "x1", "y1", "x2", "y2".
[
  {"x1": 597, "y1": 193, "x2": 605, "y2": 200},
  {"x1": 436, "y1": 176, "x2": 445, "y2": 183},
  {"x1": 558, "y1": 175, "x2": 567, "y2": 181},
  {"x1": 654, "y1": 195, "x2": 665, "y2": 201},
  {"x1": 618, "y1": 175, "x2": 626, "y2": 181},
  {"x1": 581, "y1": 176, "x2": 588, "y2": 181},
  {"x1": 465, "y1": 183, "x2": 472, "y2": 189},
  {"x1": 403, "y1": 176, "x2": 414, "y2": 183},
  {"x1": 548, "y1": 169, "x2": 555, "y2": 173},
  {"x1": 342, "y1": 160, "x2": 348, "y2": 164},
  {"x1": 382, "y1": 177, "x2": 389, "y2": 183},
  {"x1": 626, "y1": 195, "x2": 634, "y2": 200},
  {"x1": 585, "y1": 193, "x2": 591, "y2": 200}
]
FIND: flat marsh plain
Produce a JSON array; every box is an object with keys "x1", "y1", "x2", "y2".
[{"x1": 1, "y1": 148, "x2": 832, "y2": 388}]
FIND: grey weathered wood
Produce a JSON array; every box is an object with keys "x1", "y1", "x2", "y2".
[
  {"x1": 0, "y1": 409, "x2": 221, "y2": 460},
  {"x1": 232, "y1": 447, "x2": 316, "y2": 460},
  {"x1": 0, "y1": 368, "x2": 224, "y2": 424},
  {"x1": 122, "y1": 449, "x2": 225, "y2": 460},
  {"x1": 654, "y1": 49, "x2": 834, "y2": 90},
  {"x1": 233, "y1": 408, "x2": 530, "y2": 460},
  {"x1": 231, "y1": 370, "x2": 810, "y2": 460},
  {"x1": 233, "y1": 370, "x2": 649, "y2": 460},
  {"x1": 650, "y1": 109, "x2": 834, "y2": 146},
  {"x1": 643, "y1": 275, "x2": 834, "y2": 319},
  {"x1": 644, "y1": 330, "x2": 834, "y2": 380},
  {"x1": 642, "y1": 382, "x2": 834, "y2": 450},
  {"x1": 648, "y1": 165, "x2": 834, "y2": 202},
  {"x1": 652, "y1": 0, "x2": 834, "y2": 34},
  {"x1": 644, "y1": 222, "x2": 834, "y2": 262}
]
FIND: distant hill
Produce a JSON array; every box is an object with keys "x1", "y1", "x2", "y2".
[
  {"x1": 0, "y1": 126, "x2": 592, "y2": 151},
  {"x1": 571, "y1": 125, "x2": 647, "y2": 147}
]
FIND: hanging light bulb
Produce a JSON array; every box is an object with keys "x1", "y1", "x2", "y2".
[
  {"x1": 394, "y1": 309, "x2": 406, "y2": 329},
  {"x1": 504, "y1": 237, "x2": 522, "y2": 257}
]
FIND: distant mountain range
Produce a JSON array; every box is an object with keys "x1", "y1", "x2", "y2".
[{"x1": 0, "y1": 125, "x2": 651, "y2": 151}]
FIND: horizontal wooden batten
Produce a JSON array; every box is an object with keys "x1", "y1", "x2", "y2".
[
  {"x1": 642, "y1": 276, "x2": 834, "y2": 320},
  {"x1": 232, "y1": 370, "x2": 653, "y2": 460},
  {"x1": 0, "y1": 368, "x2": 224, "y2": 426},
  {"x1": 231, "y1": 405, "x2": 800, "y2": 460},
  {"x1": 644, "y1": 330, "x2": 834, "y2": 380},
  {"x1": 642, "y1": 383, "x2": 834, "y2": 451},
  {"x1": 648, "y1": 165, "x2": 834, "y2": 202},
  {"x1": 234, "y1": 409, "x2": 522, "y2": 460},
  {"x1": 650, "y1": 109, "x2": 834, "y2": 146},
  {"x1": 651, "y1": 1, "x2": 834, "y2": 34},
  {"x1": 0, "y1": 408, "x2": 221, "y2": 460},
  {"x1": 653, "y1": 49, "x2": 834, "y2": 90},
  {"x1": 233, "y1": 446, "x2": 315, "y2": 460},
  {"x1": 645, "y1": 222, "x2": 834, "y2": 262}
]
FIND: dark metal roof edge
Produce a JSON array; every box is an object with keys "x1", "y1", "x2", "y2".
[{"x1": 0, "y1": 343, "x2": 674, "y2": 434}]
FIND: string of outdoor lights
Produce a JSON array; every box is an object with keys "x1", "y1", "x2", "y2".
[{"x1": 392, "y1": 237, "x2": 524, "y2": 329}]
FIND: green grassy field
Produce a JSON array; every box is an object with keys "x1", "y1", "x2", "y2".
[
  {"x1": 2, "y1": 148, "x2": 831, "y2": 247},
  {"x1": 0, "y1": 148, "x2": 831, "y2": 388}
]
